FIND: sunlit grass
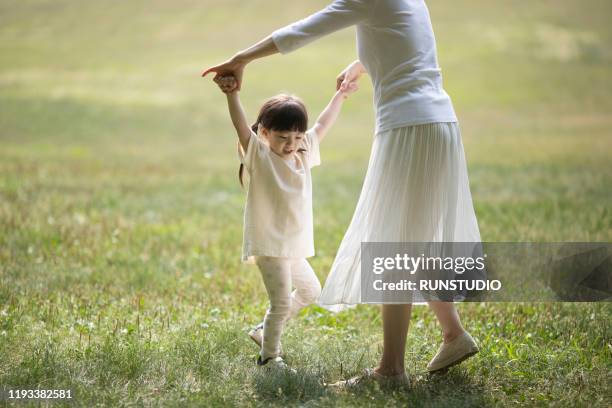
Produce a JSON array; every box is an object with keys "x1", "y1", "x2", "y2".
[{"x1": 1, "y1": 0, "x2": 611, "y2": 406}]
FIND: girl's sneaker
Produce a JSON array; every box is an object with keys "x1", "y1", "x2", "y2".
[
  {"x1": 427, "y1": 331, "x2": 479, "y2": 373},
  {"x1": 248, "y1": 323, "x2": 264, "y2": 347},
  {"x1": 257, "y1": 355, "x2": 296, "y2": 374}
]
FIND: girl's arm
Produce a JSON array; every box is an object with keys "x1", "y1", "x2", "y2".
[
  {"x1": 218, "y1": 77, "x2": 251, "y2": 151},
  {"x1": 312, "y1": 82, "x2": 358, "y2": 142}
]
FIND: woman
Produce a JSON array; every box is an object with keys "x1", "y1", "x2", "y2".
[{"x1": 204, "y1": 0, "x2": 480, "y2": 386}]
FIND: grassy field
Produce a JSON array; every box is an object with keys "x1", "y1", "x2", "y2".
[{"x1": 1, "y1": 0, "x2": 611, "y2": 406}]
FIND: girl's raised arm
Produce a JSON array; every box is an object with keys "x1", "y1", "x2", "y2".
[
  {"x1": 218, "y1": 77, "x2": 251, "y2": 151},
  {"x1": 312, "y1": 81, "x2": 359, "y2": 142}
]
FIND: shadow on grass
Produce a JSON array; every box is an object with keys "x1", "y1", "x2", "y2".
[
  {"x1": 406, "y1": 369, "x2": 492, "y2": 407},
  {"x1": 252, "y1": 366, "x2": 328, "y2": 403},
  {"x1": 251, "y1": 365, "x2": 491, "y2": 407}
]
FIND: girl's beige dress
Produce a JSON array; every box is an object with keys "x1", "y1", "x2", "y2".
[{"x1": 238, "y1": 129, "x2": 321, "y2": 264}]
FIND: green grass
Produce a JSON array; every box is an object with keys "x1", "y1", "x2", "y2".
[{"x1": 1, "y1": 0, "x2": 611, "y2": 406}]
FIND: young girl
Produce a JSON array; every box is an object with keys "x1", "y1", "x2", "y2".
[{"x1": 214, "y1": 75, "x2": 358, "y2": 369}]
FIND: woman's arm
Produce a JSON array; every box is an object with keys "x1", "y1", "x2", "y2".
[
  {"x1": 202, "y1": 0, "x2": 373, "y2": 92},
  {"x1": 270, "y1": 0, "x2": 372, "y2": 55},
  {"x1": 312, "y1": 82, "x2": 359, "y2": 142},
  {"x1": 203, "y1": 36, "x2": 279, "y2": 92}
]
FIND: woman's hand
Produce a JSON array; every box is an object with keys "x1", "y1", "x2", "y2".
[
  {"x1": 202, "y1": 55, "x2": 248, "y2": 92},
  {"x1": 336, "y1": 60, "x2": 367, "y2": 91}
]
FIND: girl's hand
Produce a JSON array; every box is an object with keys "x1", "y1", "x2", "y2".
[
  {"x1": 202, "y1": 55, "x2": 248, "y2": 92},
  {"x1": 338, "y1": 81, "x2": 359, "y2": 98},
  {"x1": 336, "y1": 60, "x2": 366, "y2": 92},
  {"x1": 215, "y1": 75, "x2": 238, "y2": 94}
]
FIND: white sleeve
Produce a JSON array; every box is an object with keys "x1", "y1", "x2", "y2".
[
  {"x1": 237, "y1": 130, "x2": 263, "y2": 172},
  {"x1": 303, "y1": 128, "x2": 321, "y2": 168},
  {"x1": 271, "y1": 0, "x2": 373, "y2": 54}
]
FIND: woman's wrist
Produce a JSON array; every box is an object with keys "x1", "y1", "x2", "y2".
[
  {"x1": 232, "y1": 52, "x2": 251, "y2": 65},
  {"x1": 233, "y1": 36, "x2": 278, "y2": 65}
]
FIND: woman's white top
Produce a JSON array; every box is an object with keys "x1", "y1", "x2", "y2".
[
  {"x1": 239, "y1": 129, "x2": 321, "y2": 263},
  {"x1": 271, "y1": 0, "x2": 457, "y2": 135}
]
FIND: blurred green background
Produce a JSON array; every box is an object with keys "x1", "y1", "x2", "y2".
[{"x1": 1, "y1": 0, "x2": 611, "y2": 406}]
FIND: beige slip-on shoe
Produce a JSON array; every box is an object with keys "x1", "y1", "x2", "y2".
[{"x1": 427, "y1": 331, "x2": 479, "y2": 373}]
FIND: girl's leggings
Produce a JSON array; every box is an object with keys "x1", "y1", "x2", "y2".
[{"x1": 255, "y1": 256, "x2": 322, "y2": 360}]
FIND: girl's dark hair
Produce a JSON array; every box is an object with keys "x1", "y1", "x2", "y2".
[{"x1": 239, "y1": 94, "x2": 308, "y2": 186}]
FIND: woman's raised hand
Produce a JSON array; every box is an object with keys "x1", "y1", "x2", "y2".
[
  {"x1": 336, "y1": 60, "x2": 367, "y2": 91},
  {"x1": 202, "y1": 56, "x2": 247, "y2": 93}
]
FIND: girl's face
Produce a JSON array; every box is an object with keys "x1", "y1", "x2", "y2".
[{"x1": 261, "y1": 128, "x2": 304, "y2": 159}]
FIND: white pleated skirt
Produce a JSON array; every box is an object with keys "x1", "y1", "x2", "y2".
[{"x1": 318, "y1": 122, "x2": 481, "y2": 311}]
